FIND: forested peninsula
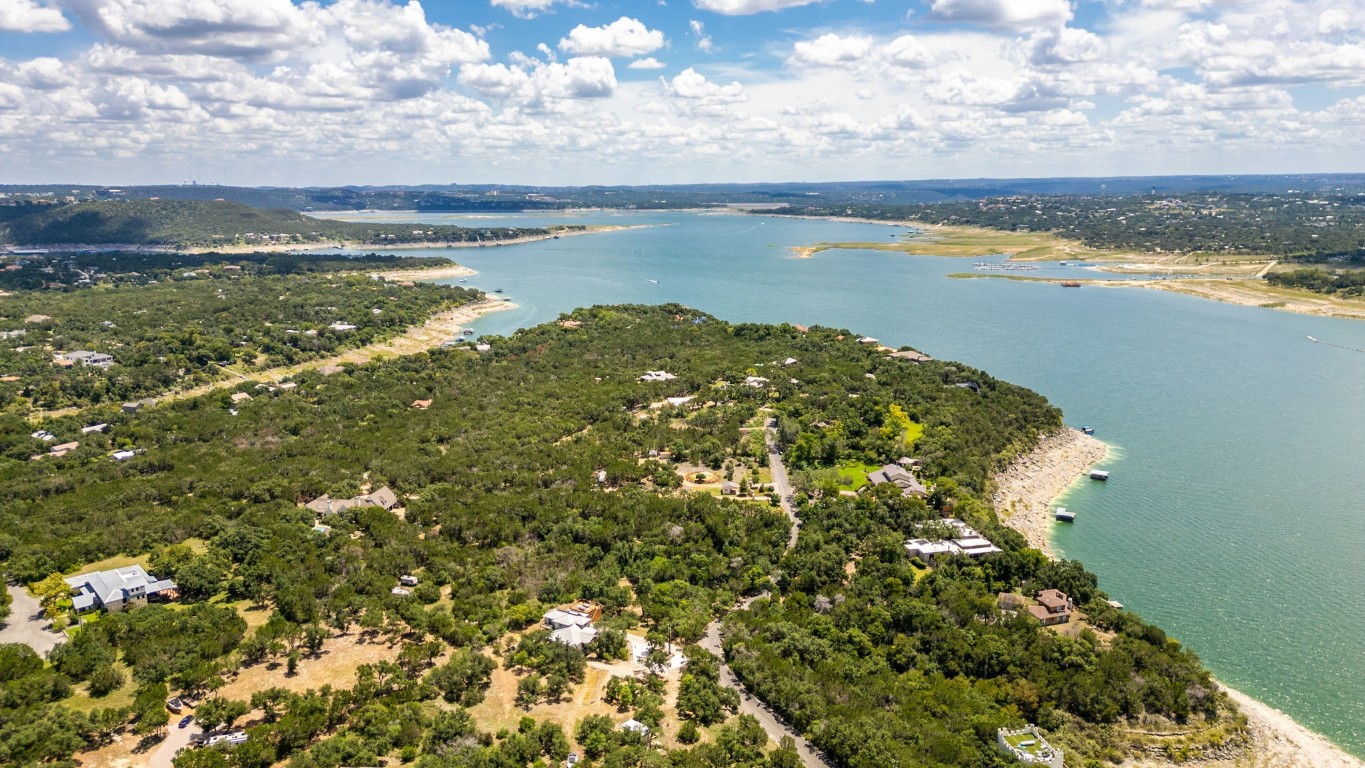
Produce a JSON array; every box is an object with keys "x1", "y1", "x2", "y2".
[
  {"x1": 0, "y1": 199, "x2": 562, "y2": 249},
  {"x1": 0, "y1": 305, "x2": 1247, "y2": 768}
]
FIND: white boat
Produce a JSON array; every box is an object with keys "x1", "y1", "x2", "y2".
[
  {"x1": 1055, "y1": 507, "x2": 1076, "y2": 522},
  {"x1": 1090, "y1": 470, "x2": 1110, "y2": 481}
]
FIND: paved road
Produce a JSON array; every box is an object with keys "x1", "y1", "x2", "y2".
[
  {"x1": 763, "y1": 417, "x2": 800, "y2": 552},
  {"x1": 0, "y1": 583, "x2": 65, "y2": 657},
  {"x1": 698, "y1": 427, "x2": 830, "y2": 768}
]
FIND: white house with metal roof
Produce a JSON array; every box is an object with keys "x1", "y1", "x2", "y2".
[{"x1": 65, "y1": 565, "x2": 177, "y2": 613}]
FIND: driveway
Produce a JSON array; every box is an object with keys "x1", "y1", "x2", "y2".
[
  {"x1": 0, "y1": 583, "x2": 65, "y2": 657},
  {"x1": 148, "y1": 718, "x2": 200, "y2": 768}
]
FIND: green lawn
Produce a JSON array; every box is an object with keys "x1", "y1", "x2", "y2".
[
  {"x1": 903, "y1": 421, "x2": 924, "y2": 447},
  {"x1": 832, "y1": 461, "x2": 880, "y2": 491}
]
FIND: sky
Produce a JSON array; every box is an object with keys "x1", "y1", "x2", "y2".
[{"x1": 0, "y1": 0, "x2": 1363, "y2": 186}]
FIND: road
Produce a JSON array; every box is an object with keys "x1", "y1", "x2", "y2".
[
  {"x1": 763, "y1": 417, "x2": 800, "y2": 551},
  {"x1": 698, "y1": 421, "x2": 830, "y2": 768},
  {"x1": 0, "y1": 583, "x2": 65, "y2": 657}
]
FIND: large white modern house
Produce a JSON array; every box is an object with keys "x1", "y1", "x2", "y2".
[{"x1": 65, "y1": 565, "x2": 177, "y2": 613}]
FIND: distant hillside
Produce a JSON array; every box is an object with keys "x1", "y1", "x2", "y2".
[
  {"x1": 5, "y1": 174, "x2": 1365, "y2": 211},
  {"x1": 0, "y1": 199, "x2": 544, "y2": 247}
]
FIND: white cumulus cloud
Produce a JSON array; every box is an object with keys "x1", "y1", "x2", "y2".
[
  {"x1": 489, "y1": 0, "x2": 580, "y2": 19},
  {"x1": 0, "y1": 0, "x2": 69, "y2": 32},
  {"x1": 789, "y1": 33, "x2": 873, "y2": 67},
  {"x1": 930, "y1": 0, "x2": 1073, "y2": 31},
  {"x1": 559, "y1": 16, "x2": 665, "y2": 57},
  {"x1": 693, "y1": 0, "x2": 822, "y2": 15}
]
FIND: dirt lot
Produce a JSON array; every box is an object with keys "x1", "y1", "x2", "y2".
[{"x1": 215, "y1": 631, "x2": 401, "y2": 700}]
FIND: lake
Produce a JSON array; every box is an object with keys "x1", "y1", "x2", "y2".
[{"x1": 326, "y1": 209, "x2": 1365, "y2": 756}]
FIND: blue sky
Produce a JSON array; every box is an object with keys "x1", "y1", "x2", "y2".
[{"x1": 1, "y1": 0, "x2": 1363, "y2": 185}]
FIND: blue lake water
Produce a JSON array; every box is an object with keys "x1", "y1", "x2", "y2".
[{"x1": 327, "y1": 210, "x2": 1365, "y2": 756}]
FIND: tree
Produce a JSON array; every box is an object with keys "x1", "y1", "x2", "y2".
[
  {"x1": 32, "y1": 572, "x2": 72, "y2": 620},
  {"x1": 87, "y1": 664, "x2": 126, "y2": 697},
  {"x1": 515, "y1": 673, "x2": 542, "y2": 709},
  {"x1": 194, "y1": 697, "x2": 249, "y2": 732},
  {"x1": 132, "y1": 681, "x2": 171, "y2": 735},
  {"x1": 590, "y1": 627, "x2": 629, "y2": 661},
  {"x1": 678, "y1": 720, "x2": 700, "y2": 744},
  {"x1": 575, "y1": 715, "x2": 616, "y2": 760},
  {"x1": 537, "y1": 721, "x2": 571, "y2": 762}
]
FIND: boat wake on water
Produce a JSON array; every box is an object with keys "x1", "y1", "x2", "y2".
[{"x1": 1307, "y1": 335, "x2": 1365, "y2": 354}]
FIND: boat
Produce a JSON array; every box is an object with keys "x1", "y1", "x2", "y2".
[
  {"x1": 648, "y1": 279, "x2": 659, "y2": 284},
  {"x1": 1061, "y1": 281, "x2": 1082, "y2": 288},
  {"x1": 1081, "y1": 426, "x2": 1095, "y2": 435},
  {"x1": 1090, "y1": 470, "x2": 1110, "y2": 481},
  {"x1": 1308, "y1": 335, "x2": 1318, "y2": 342},
  {"x1": 458, "y1": 278, "x2": 467, "y2": 283},
  {"x1": 1055, "y1": 507, "x2": 1076, "y2": 522},
  {"x1": 462, "y1": 329, "x2": 474, "y2": 336},
  {"x1": 494, "y1": 289, "x2": 504, "y2": 293}
]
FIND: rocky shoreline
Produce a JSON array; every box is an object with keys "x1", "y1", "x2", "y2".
[
  {"x1": 992, "y1": 427, "x2": 1107, "y2": 557},
  {"x1": 993, "y1": 429, "x2": 1363, "y2": 768}
]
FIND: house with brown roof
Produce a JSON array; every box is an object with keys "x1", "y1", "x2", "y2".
[
  {"x1": 1028, "y1": 589, "x2": 1073, "y2": 626},
  {"x1": 305, "y1": 486, "x2": 401, "y2": 516}
]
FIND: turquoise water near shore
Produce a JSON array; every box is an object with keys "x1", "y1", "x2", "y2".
[{"x1": 329, "y1": 210, "x2": 1365, "y2": 756}]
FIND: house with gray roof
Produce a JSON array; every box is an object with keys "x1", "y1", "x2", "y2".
[
  {"x1": 65, "y1": 565, "x2": 177, "y2": 613},
  {"x1": 57, "y1": 350, "x2": 115, "y2": 368},
  {"x1": 867, "y1": 463, "x2": 928, "y2": 497}
]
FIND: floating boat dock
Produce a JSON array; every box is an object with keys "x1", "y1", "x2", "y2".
[
  {"x1": 1055, "y1": 507, "x2": 1076, "y2": 522},
  {"x1": 1090, "y1": 470, "x2": 1110, "y2": 481}
]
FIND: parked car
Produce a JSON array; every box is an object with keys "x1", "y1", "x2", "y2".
[
  {"x1": 178, "y1": 715, "x2": 193, "y2": 729},
  {"x1": 166, "y1": 697, "x2": 184, "y2": 713}
]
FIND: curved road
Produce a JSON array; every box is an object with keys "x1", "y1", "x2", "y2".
[{"x1": 698, "y1": 418, "x2": 830, "y2": 768}]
